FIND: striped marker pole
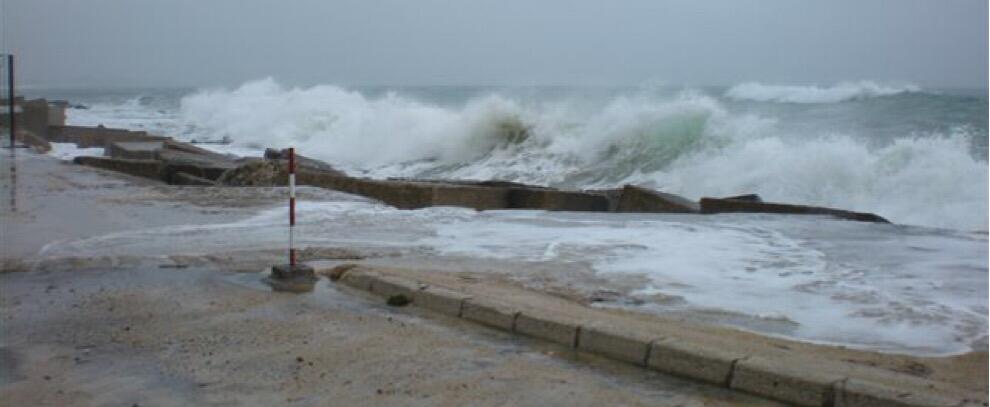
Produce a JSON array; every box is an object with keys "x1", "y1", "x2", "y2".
[{"x1": 288, "y1": 147, "x2": 296, "y2": 266}]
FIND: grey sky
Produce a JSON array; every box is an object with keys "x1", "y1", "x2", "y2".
[{"x1": 4, "y1": 0, "x2": 987, "y2": 88}]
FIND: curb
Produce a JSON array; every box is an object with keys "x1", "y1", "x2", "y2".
[{"x1": 327, "y1": 265, "x2": 973, "y2": 407}]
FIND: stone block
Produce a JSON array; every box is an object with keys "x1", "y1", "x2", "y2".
[
  {"x1": 647, "y1": 339, "x2": 745, "y2": 386},
  {"x1": 74, "y1": 156, "x2": 163, "y2": 180},
  {"x1": 159, "y1": 149, "x2": 237, "y2": 182},
  {"x1": 835, "y1": 379, "x2": 959, "y2": 407},
  {"x1": 514, "y1": 312, "x2": 579, "y2": 347},
  {"x1": 431, "y1": 184, "x2": 509, "y2": 210},
  {"x1": 729, "y1": 356, "x2": 846, "y2": 407},
  {"x1": 413, "y1": 286, "x2": 470, "y2": 317},
  {"x1": 105, "y1": 141, "x2": 164, "y2": 160},
  {"x1": 577, "y1": 325, "x2": 657, "y2": 366},
  {"x1": 699, "y1": 197, "x2": 890, "y2": 223},
  {"x1": 508, "y1": 188, "x2": 610, "y2": 212},
  {"x1": 616, "y1": 185, "x2": 699, "y2": 213},
  {"x1": 461, "y1": 298, "x2": 519, "y2": 331},
  {"x1": 338, "y1": 269, "x2": 379, "y2": 291},
  {"x1": 369, "y1": 274, "x2": 422, "y2": 300},
  {"x1": 172, "y1": 171, "x2": 216, "y2": 186}
]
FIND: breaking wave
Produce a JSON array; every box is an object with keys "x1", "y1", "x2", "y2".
[
  {"x1": 725, "y1": 81, "x2": 921, "y2": 103},
  {"x1": 177, "y1": 79, "x2": 987, "y2": 230}
]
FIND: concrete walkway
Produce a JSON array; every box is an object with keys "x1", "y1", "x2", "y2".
[{"x1": 0, "y1": 152, "x2": 781, "y2": 406}]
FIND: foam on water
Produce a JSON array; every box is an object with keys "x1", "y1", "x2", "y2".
[
  {"x1": 724, "y1": 81, "x2": 921, "y2": 103},
  {"x1": 41, "y1": 200, "x2": 988, "y2": 355},
  {"x1": 167, "y1": 79, "x2": 987, "y2": 230}
]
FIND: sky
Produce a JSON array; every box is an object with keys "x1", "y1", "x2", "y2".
[{"x1": 3, "y1": 0, "x2": 988, "y2": 89}]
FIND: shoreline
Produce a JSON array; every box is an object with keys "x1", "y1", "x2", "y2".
[{"x1": 1, "y1": 147, "x2": 986, "y2": 405}]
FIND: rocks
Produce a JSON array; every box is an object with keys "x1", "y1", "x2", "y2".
[{"x1": 217, "y1": 160, "x2": 284, "y2": 186}]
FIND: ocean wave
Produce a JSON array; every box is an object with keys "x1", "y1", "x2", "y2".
[
  {"x1": 724, "y1": 81, "x2": 921, "y2": 103},
  {"x1": 172, "y1": 79, "x2": 987, "y2": 230}
]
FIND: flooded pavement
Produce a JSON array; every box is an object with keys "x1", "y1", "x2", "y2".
[
  {"x1": 0, "y1": 153, "x2": 783, "y2": 405},
  {"x1": 0, "y1": 259, "x2": 781, "y2": 406}
]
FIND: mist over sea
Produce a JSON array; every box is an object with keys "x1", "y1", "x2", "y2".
[{"x1": 29, "y1": 80, "x2": 989, "y2": 231}]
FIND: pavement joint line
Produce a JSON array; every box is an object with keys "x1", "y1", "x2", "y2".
[
  {"x1": 830, "y1": 378, "x2": 848, "y2": 407},
  {"x1": 643, "y1": 339, "x2": 658, "y2": 367},
  {"x1": 321, "y1": 265, "x2": 975, "y2": 407},
  {"x1": 725, "y1": 356, "x2": 749, "y2": 388},
  {"x1": 823, "y1": 378, "x2": 842, "y2": 407}
]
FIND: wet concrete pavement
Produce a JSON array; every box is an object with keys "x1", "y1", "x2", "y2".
[
  {"x1": 0, "y1": 260, "x2": 781, "y2": 406},
  {"x1": 0, "y1": 152, "x2": 782, "y2": 406}
]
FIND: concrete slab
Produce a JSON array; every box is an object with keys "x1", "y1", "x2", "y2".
[
  {"x1": 413, "y1": 286, "x2": 470, "y2": 317},
  {"x1": 835, "y1": 379, "x2": 960, "y2": 407},
  {"x1": 368, "y1": 273, "x2": 423, "y2": 300},
  {"x1": 730, "y1": 356, "x2": 846, "y2": 407},
  {"x1": 171, "y1": 171, "x2": 216, "y2": 186},
  {"x1": 338, "y1": 268, "x2": 380, "y2": 291},
  {"x1": 461, "y1": 298, "x2": 519, "y2": 331},
  {"x1": 616, "y1": 185, "x2": 700, "y2": 213},
  {"x1": 514, "y1": 311, "x2": 580, "y2": 348},
  {"x1": 431, "y1": 184, "x2": 509, "y2": 210},
  {"x1": 73, "y1": 156, "x2": 163, "y2": 180},
  {"x1": 578, "y1": 324, "x2": 659, "y2": 366},
  {"x1": 105, "y1": 141, "x2": 164, "y2": 160},
  {"x1": 648, "y1": 338, "x2": 746, "y2": 386},
  {"x1": 699, "y1": 197, "x2": 890, "y2": 223},
  {"x1": 508, "y1": 188, "x2": 610, "y2": 212}
]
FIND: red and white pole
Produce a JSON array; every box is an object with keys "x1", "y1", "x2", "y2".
[{"x1": 288, "y1": 147, "x2": 297, "y2": 266}]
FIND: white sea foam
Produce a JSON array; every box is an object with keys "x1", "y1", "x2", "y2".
[
  {"x1": 724, "y1": 81, "x2": 920, "y2": 103},
  {"x1": 170, "y1": 79, "x2": 986, "y2": 230},
  {"x1": 43, "y1": 200, "x2": 988, "y2": 355}
]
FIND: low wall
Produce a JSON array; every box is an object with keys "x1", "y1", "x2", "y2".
[{"x1": 47, "y1": 125, "x2": 167, "y2": 148}]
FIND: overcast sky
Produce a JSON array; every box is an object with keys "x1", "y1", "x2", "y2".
[{"x1": 4, "y1": 0, "x2": 987, "y2": 89}]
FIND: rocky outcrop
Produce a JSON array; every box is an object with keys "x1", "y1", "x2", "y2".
[{"x1": 217, "y1": 160, "x2": 285, "y2": 186}]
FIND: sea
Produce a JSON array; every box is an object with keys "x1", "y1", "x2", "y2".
[
  {"x1": 28, "y1": 79, "x2": 988, "y2": 230},
  {"x1": 24, "y1": 80, "x2": 990, "y2": 355}
]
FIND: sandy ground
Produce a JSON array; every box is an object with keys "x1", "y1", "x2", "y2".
[{"x1": 1, "y1": 152, "x2": 783, "y2": 406}]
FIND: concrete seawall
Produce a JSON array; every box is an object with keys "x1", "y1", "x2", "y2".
[{"x1": 325, "y1": 264, "x2": 977, "y2": 407}]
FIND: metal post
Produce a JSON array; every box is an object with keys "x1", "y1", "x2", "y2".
[
  {"x1": 288, "y1": 147, "x2": 296, "y2": 266},
  {"x1": 7, "y1": 54, "x2": 13, "y2": 150},
  {"x1": 7, "y1": 54, "x2": 15, "y2": 213},
  {"x1": 267, "y1": 146, "x2": 315, "y2": 292}
]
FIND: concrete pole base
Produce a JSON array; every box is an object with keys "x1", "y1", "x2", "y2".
[{"x1": 266, "y1": 263, "x2": 317, "y2": 293}]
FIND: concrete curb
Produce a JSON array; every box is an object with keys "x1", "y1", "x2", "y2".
[{"x1": 327, "y1": 265, "x2": 975, "y2": 407}]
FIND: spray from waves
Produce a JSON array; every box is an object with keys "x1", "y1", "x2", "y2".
[
  {"x1": 725, "y1": 81, "x2": 921, "y2": 103},
  {"x1": 180, "y1": 78, "x2": 535, "y2": 167},
  {"x1": 178, "y1": 79, "x2": 986, "y2": 230}
]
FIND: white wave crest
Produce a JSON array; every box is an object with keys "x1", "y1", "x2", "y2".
[
  {"x1": 179, "y1": 78, "x2": 532, "y2": 167},
  {"x1": 725, "y1": 81, "x2": 921, "y2": 103},
  {"x1": 173, "y1": 79, "x2": 986, "y2": 230}
]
